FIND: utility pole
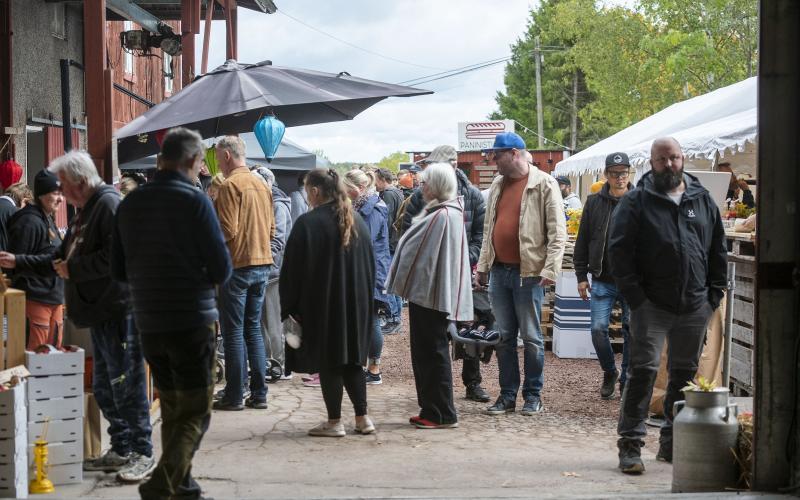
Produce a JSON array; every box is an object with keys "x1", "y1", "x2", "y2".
[{"x1": 534, "y1": 36, "x2": 544, "y2": 149}]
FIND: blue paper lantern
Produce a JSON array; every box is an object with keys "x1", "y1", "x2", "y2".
[{"x1": 253, "y1": 115, "x2": 285, "y2": 162}]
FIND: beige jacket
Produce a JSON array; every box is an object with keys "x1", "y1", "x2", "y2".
[
  {"x1": 477, "y1": 166, "x2": 567, "y2": 282},
  {"x1": 215, "y1": 167, "x2": 276, "y2": 269}
]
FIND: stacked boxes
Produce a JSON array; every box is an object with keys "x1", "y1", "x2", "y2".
[
  {"x1": 0, "y1": 381, "x2": 27, "y2": 498},
  {"x1": 553, "y1": 271, "x2": 596, "y2": 359},
  {"x1": 25, "y1": 347, "x2": 84, "y2": 485}
]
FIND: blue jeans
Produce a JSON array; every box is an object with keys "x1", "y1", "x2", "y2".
[
  {"x1": 489, "y1": 265, "x2": 545, "y2": 401},
  {"x1": 387, "y1": 295, "x2": 402, "y2": 323},
  {"x1": 589, "y1": 280, "x2": 630, "y2": 384},
  {"x1": 91, "y1": 315, "x2": 153, "y2": 457},
  {"x1": 369, "y1": 303, "x2": 383, "y2": 364},
  {"x1": 219, "y1": 265, "x2": 269, "y2": 403}
]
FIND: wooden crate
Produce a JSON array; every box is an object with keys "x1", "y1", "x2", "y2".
[
  {"x1": 0, "y1": 288, "x2": 26, "y2": 370},
  {"x1": 727, "y1": 246, "x2": 756, "y2": 395}
]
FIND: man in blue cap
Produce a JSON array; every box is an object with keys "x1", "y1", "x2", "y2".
[{"x1": 476, "y1": 132, "x2": 567, "y2": 416}]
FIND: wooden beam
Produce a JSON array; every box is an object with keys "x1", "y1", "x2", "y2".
[
  {"x1": 224, "y1": 0, "x2": 236, "y2": 60},
  {"x1": 201, "y1": 0, "x2": 214, "y2": 74},
  {"x1": 180, "y1": 0, "x2": 199, "y2": 87},
  {"x1": 83, "y1": 0, "x2": 112, "y2": 181}
]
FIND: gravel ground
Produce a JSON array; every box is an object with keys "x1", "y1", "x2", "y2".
[{"x1": 380, "y1": 308, "x2": 623, "y2": 423}]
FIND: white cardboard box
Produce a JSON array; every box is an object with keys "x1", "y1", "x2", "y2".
[
  {"x1": 28, "y1": 395, "x2": 84, "y2": 423},
  {"x1": 27, "y1": 373, "x2": 83, "y2": 400},
  {"x1": 556, "y1": 271, "x2": 581, "y2": 298},
  {"x1": 0, "y1": 454, "x2": 27, "y2": 498},
  {"x1": 0, "y1": 384, "x2": 26, "y2": 440},
  {"x1": 46, "y1": 461, "x2": 82, "y2": 485},
  {"x1": 553, "y1": 326, "x2": 598, "y2": 359},
  {"x1": 27, "y1": 440, "x2": 81, "y2": 467},
  {"x1": 28, "y1": 418, "x2": 81, "y2": 444},
  {"x1": 25, "y1": 347, "x2": 85, "y2": 377},
  {"x1": 0, "y1": 436, "x2": 26, "y2": 464}
]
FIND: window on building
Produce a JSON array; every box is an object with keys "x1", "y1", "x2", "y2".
[
  {"x1": 123, "y1": 21, "x2": 134, "y2": 76},
  {"x1": 164, "y1": 53, "x2": 174, "y2": 94},
  {"x1": 50, "y1": 4, "x2": 66, "y2": 39}
]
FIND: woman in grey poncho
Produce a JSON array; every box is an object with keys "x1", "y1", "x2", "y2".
[{"x1": 386, "y1": 163, "x2": 473, "y2": 429}]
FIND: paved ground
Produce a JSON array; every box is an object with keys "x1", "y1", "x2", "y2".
[{"x1": 43, "y1": 320, "x2": 764, "y2": 499}]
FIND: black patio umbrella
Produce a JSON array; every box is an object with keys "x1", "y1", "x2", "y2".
[{"x1": 115, "y1": 59, "x2": 432, "y2": 163}]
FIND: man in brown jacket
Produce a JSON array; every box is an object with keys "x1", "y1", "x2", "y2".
[
  {"x1": 476, "y1": 132, "x2": 566, "y2": 417},
  {"x1": 213, "y1": 135, "x2": 276, "y2": 411}
]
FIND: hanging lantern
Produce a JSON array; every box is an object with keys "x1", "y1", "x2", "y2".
[
  {"x1": 0, "y1": 159, "x2": 23, "y2": 190},
  {"x1": 204, "y1": 145, "x2": 219, "y2": 176},
  {"x1": 253, "y1": 115, "x2": 285, "y2": 163}
]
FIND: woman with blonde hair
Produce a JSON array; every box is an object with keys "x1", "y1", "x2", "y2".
[
  {"x1": 206, "y1": 173, "x2": 225, "y2": 201},
  {"x1": 280, "y1": 168, "x2": 376, "y2": 437},
  {"x1": 342, "y1": 168, "x2": 391, "y2": 385},
  {"x1": 387, "y1": 163, "x2": 473, "y2": 429}
]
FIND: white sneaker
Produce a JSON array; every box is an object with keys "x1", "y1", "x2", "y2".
[
  {"x1": 116, "y1": 452, "x2": 156, "y2": 483},
  {"x1": 308, "y1": 421, "x2": 345, "y2": 437},
  {"x1": 354, "y1": 416, "x2": 375, "y2": 435}
]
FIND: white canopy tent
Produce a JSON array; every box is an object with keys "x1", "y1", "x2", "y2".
[{"x1": 554, "y1": 77, "x2": 757, "y2": 179}]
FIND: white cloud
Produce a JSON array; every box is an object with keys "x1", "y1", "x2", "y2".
[{"x1": 196, "y1": 1, "x2": 534, "y2": 162}]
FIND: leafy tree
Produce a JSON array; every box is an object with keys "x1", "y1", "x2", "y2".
[{"x1": 376, "y1": 152, "x2": 409, "y2": 173}]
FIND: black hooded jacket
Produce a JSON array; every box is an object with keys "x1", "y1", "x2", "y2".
[
  {"x1": 573, "y1": 181, "x2": 634, "y2": 284},
  {"x1": 402, "y1": 168, "x2": 485, "y2": 265},
  {"x1": 7, "y1": 204, "x2": 63, "y2": 305},
  {"x1": 608, "y1": 171, "x2": 727, "y2": 314},
  {"x1": 57, "y1": 185, "x2": 129, "y2": 328}
]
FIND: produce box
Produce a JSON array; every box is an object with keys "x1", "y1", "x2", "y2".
[
  {"x1": 25, "y1": 346, "x2": 85, "y2": 376},
  {"x1": 27, "y1": 373, "x2": 82, "y2": 400}
]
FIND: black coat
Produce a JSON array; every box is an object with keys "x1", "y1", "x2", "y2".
[
  {"x1": 379, "y1": 186, "x2": 404, "y2": 253},
  {"x1": 7, "y1": 204, "x2": 63, "y2": 305},
  {"x1": 608, "y1": 172, "x2": 727, "y2": 314},
  {"x1": 573, "y1": 182, "x2": 633, "y2": 284},
  {"x1": 0, "y1": 199, "x2": 17, "y2": 252},
  {"x1": 402, "y1": 168, "x2": 485, "y2": 265},
  {"x1": 58, "y1": 185, "x2": 129, "y2": 328},
  {"x1": 280, "y1": 202, "x2": 375, "y2": 373}
]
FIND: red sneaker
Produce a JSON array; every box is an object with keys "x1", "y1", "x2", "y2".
[{"x1": 413, "y1": 417, "x2": 459, "y2": 429}]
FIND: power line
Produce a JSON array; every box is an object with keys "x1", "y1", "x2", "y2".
[
  {"x1": 277, "y1": 10, "x2": 444, "y2": 71},
  {"x1": 397, "y1": 56, "x2": 511, "y2": 85},
  {"x1": 399, "y1": 57, "x2": 511, "y2": 87},
  {"x1": 513, "y1": 119, "x2": 570, "y2": 150}
]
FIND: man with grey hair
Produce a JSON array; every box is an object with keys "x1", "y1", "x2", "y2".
[
  {"x1": 113, "y1": 127, "x2": 232, "y2": 498},
  {"x1": 47, "y1": 151, "x2": 155, "y2": 482},
  {"x1": 213, "y1": 135, "x2": 275, "y2": 410}
]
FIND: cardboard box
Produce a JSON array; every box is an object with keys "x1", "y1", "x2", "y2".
[
  {"x1": 0, "y1": 382, "x2": 25, "y2": 416},
  {"x1": 46, "y1": 461, "x2": 82, "y2": 485},
  {"x1": 28, "y1": 395, "x2": 84, "y2": 423},
  {"x1": 0, "y1": 484, "x2": 27, "y2": 498},
  {"x1": 0, "y1": 383, "x2": 26, "y2": 440},
  {"x1": 27, "y1": 440, "x2": 81, "y2": 467},
  {"x1": 0, "y1": 436, "x2": 26, "y2": 464},
  {"x1": 27, "y1": 373, "x2": 83, "y2": 400},
  {"x1": 28, "y1": 418, "x2": 81, "y2": 444},
  {"x1": 25, "y1": 347, "x2": 85, "y2": 376},
  {"x1": 83, "y1": 393, "x2": 101, "y2": 460},
  {"x1": 553, "y1": 326, "x2": 597, "y2": 359},
  {"x1": 0, "y1": 454, "x2": 27, "y2": 496},
  {"x1": 556, "y1": 271, "x2": 581, "y2": 298}
]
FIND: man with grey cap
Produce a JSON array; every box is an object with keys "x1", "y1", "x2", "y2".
[{"x1": 401, "y1": 145, "x2": 488, "y2": 403}]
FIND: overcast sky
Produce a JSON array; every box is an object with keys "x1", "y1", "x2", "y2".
[{"x1": 197, "y1": 1, "x2": 535, "y2": 163}]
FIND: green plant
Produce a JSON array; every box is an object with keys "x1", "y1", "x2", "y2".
[{"x1": 682, "y1": 375, "x2": 718, "y2": 392}]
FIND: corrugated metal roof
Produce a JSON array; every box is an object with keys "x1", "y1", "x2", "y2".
[{"x1": 106, "y1": 1, "x2": 268, "y2": 21}]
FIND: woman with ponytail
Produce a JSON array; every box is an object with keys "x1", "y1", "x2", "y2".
[{"x1": 280, "y1": 168, "x2": 376, "y2": 437}]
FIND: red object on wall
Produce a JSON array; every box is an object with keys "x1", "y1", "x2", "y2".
[{"x1": 45, "y1": 126, "x2": 80, "y2": 231}]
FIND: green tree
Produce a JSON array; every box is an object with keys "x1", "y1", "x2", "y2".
[{"x1": 376, "y1": 152, "x2": 409, "y2": 173}]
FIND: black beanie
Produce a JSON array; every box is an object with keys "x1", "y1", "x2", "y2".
[{"x1": 33, "y1": 170, "x2": 60, "y2": 199}]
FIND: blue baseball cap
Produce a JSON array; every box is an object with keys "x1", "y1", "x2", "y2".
[{"x1": 483, "y1": 132, "x2": 526, "y2": 152}]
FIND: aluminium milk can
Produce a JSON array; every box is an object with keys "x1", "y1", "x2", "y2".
[{"x1": 672, "y1": 388, "x2": 739, "y2": 492}]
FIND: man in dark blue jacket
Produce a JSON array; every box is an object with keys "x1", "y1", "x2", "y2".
[
  {"x1": 609, "y1": 137, "x2": 726, "y2": 475},
  {"x1": 112, "y1": 127, "x2": 232, "y2": 499},
  {"x1": 48, "y1": 151, "x2": 155, "y2": 482}
]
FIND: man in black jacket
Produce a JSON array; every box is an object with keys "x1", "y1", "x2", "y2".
[
  {"x1": 402, "y1": 145, "x2": 489, "y2": 403},
  {"x1": 608, "y1": 137, "x2": 726, "y2": 474},
  {"x1": 374, "y1": 168, "x2": 404, "y2": 333},
  {"x1": 48, "y1": 151, "x2": 156, "y2": 482},
  {"x1": 574, "y1": 153, "x2": 634, "y2": 401},
  {"x1": 113, "y1": 127, "x2": 233, "y2": 499}
]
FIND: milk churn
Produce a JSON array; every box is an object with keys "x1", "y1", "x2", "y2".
[{"x1": 672, "y1": 388, "x2": 739, "y2": 492}]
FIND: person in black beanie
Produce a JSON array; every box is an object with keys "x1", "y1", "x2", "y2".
[{"x1": 0, "y1": 170, "x2": 64, "y2": 350}]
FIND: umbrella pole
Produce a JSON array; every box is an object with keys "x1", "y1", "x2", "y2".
[{"x1": 201, "y1": 0, "x2": 215, "y2": 74}]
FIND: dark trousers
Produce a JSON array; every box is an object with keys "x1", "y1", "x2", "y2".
[
  {"x1": 139, "y1": 324, "x2": 215, "y2": 500},
  {"x1": 409, "y1": 302, "x2": 457, "y2": 425},
  {"x1": 618, "y1": 301, "x2": 713, "y2": 447},
  {"x1": 319, "y1": 365, "x2": 368, "y2": 420},
  {"x1": 90, "y1": 315, "x2": 152, "y2": 457}
]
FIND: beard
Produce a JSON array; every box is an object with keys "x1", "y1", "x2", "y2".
[{"x1": 652, "y1": 167, "x2": 684, "y2": 192}]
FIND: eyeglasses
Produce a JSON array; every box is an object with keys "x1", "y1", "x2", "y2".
[{"x1": 607, "y1": 170, "x2": 630, "y2": 179}]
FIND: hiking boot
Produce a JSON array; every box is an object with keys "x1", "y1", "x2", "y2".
[
  {"x1": 601, "y1": 369, "x2": 620, "y2": 400},
  {"x1": 365, "y1": 371, "x2": 382, "y2": 385},
  {"x1": 485, "y1": 397, "x2": 515, "y2": 415},
  {"x1": 466, "y1": 384, "x2": 490, "y2": 402},
  {"x1": 245, "y1": 397, "x2": 268, "y2": 410},
  {"x1": 83, "y1": 449, "x2": 131, "y2": 472},
  {"x1": 618, "y1": 439, "x2": 646, "y2": 474},
  {"x1": 656, "y1": 440, "x2": 672, "y2": 463},
  {"x1": 117, "y1": 452, "x2": 156, "y2": 483},
  {"x1": 213, "y1": 388, "x2": 250, "y2": 401},
  {"x1": 381, "y1": 320, "x2": 402, "y2": 335},
  {"x1": 520, "y1": 396, "x2": 544, "y2": 415},
  {"x1": 212, "y1": 399, "x2": 244, "y2": 411},
  {"x1": 308, "y1": 421, "x2": 346, "y2": 437}
]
